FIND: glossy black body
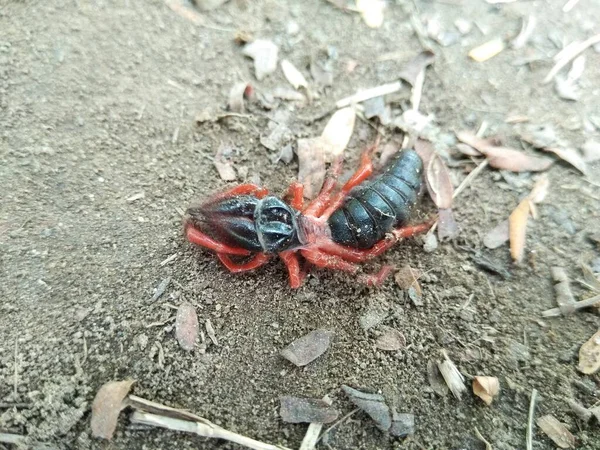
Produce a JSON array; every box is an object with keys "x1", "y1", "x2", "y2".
[
  {"x1": 327, "y1": 149, "x2": 423, "y2": 249},
  {"x1": 187, "y1": 195, "x2": 301, "y2": 254}
]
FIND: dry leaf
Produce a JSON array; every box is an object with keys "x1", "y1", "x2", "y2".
[
  {"x1": 509, "y1": 198, "x2": 530, "y2": 263},
  {"x1": 582, "y1": 140, "x2": 600, "y2": 162},
  {"x1": 228, "y1": 82, "x2": 252, "y2": 113},
  {"x1": 242, "y1": 39, "x2": 279, "y2": 80},
  {"x1": 438, "y1": 352, "x2": 466, "y2": 400},
  {"x1": 296, "y1": 137, "x2": 326, "y2": 199},
  {"x1": 456, "y1": 131, "x2": 553, "y2": 172},
  {"x1": 426, "y1": 154, "x2": 453, "y2": 209},
  {"x1": 543, "y1": 147, "x2": 587, "y2": 175},
  {"x1": 455, "y1": 143, "x2": 481, "y2": 157},
  {"x1": 279, "y1": 396, "x2": 339, "y2": 424},
  {"x1": 375, "y1": 326, "x2": 406, "y2": 351},
  {"x1": 469, "y1": 38, "x2": 505, "y2": 62},
  {"x1": 484, "y1": 220, "x2": 510, "y2": 249},
  {"x1": 581, "y1": 263, "x2": 600, "y2": 292},
  {"x1": 281, "y1": 60, "x2": 308, "y2": 90},
  {"x1": 320, "y1": 107, "x2": 356, "y2": 162},
  {"x1": 175, "y1": 303, "x2": 199, "y2": 351},
  {"x1": 578, "y1": 329, "x2": 600, "y2": 374},
  {"x1": 355, "y1": 0, "x2": 385, "y2": 28},
  {"x1": 281, "y1": 329, "x2": 334, "y2": 366},
  {"x1": 472, "y1": 376, "x2": 500, "y2": 405},
  {"x1": 91, "y1": 379, "x2": 135, "y2": 439},
  {"x1": 394, "y1": 265, "x2": 422, "y2": 293},
  {"x1": 528, "y1": 174, "x2": 550, "y2": 203},
  {"x1": 536, "y1": 415, "x2": 575, "y2": 449}
]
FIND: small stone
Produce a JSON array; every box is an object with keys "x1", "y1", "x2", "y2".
[
  {"x1": 423, "y1": 233, "x2": 438, "y2": 253},
  {"x1": 390, "y1": 412, "x2": 415, "y2": 437},
  {"x1": 175, "y1": 303, "x2": 199, "y2": 351}
]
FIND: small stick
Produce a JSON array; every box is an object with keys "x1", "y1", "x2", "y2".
[
  {"x1": 316, "y1": 408, "x2": 359, "y2": 443},
  {"x1": 526, "y1": 389, "x2": 538, "y2": 450},
  {"x1": 410, "y1": 69, "x2": 425, "y2": 112},
  {"x1": 543, "y1": 33, "x2": 600, "y2": 83},
  {"x1": 336, "y1": 81, "x2": 403, "y2": 108},
  {"x1": 13, "y1": 338, "x2": 18, "y2": 397},
  {"x1": 0, "y1": 433, "x2": 27, "y2": 445},
  {"x1": 541, "y1": 294, "x2": 600, "y2": 317},
  {"x1": 130, "y1": 411, "x2": 291, "y2": 450},
  {"x1": 474, "y1": 426, "x2": 492, "y2": 450},
  {"x1": 453, "y1": 159, "x2": 489, "y2": 199}
]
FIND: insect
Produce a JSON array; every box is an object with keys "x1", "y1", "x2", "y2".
[{"x1": 185, "y1": 144, "x2": 433, "y2": 288}]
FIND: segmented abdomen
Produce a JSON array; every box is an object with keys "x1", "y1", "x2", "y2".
[{"x1": 327, "y1": 149, "x2": 423, "y2": 249}]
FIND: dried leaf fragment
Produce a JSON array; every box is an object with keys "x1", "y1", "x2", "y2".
[
  {"x1": 394, "y1": 265, "x2": 422, "y2": 293},
  {"x1": 91, "y1": 379, "x2": 135, "y2": 439},
  {"x1": 472, "y1": 376, "x2": 500, "y2": 405},
  {"x1": 469, "y1": 38, "x2": 505, "y2": 62},
  {"x1": 279, "y1": 396, "x2": 339, "y2": 424},
  {"x1": 536, "y1": 415, "x2": 575, "y2": 449},
  {"x1": 509, "y1": 198, "x2": 530, "y2": 263},
  {"x1": 578, "y1": 329, "x2": 600, "y2": 374},
  {"x1": 242, "y1": 39, "x2": 279, "y2": 80},
  {"x1": 438, "y1": 208, "x2": 459, "y2": 240},
  {"x1": 281, "y1": 60, "x2": 308, "y2": 90},
  {"x1": 342, "y1": 385, "x2": 391, "y2": 431},
  {"x1": 280, "y1": 329, "x2": 334, "y2": 366},
  {"x1": 543, "y1": 147, "x2": 587, "y2": 175},
  {"x1": 228, "y1": 82, "x2": 252, "y2": 113},
  {"x1": 375, "y1": 326, "x2": 406, "y2": 351},
  {"x1": 175, "y1": 303, "x2": 199, "y2": 351},
  {"x1": 321, "y1": 107, "x2": 356, "y2": 162},
  {"x1": 426, "y1": 154, "x2": 453, "y2": 209},
  {"x1": 438, "y1": 352, "x2": 466, "y2": 399},
  {"x1": 296, "y1": 137, "x2": 326, "y2": 199}
]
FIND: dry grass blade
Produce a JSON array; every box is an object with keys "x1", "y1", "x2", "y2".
[
  {"x1": 474, "y1": 427, "x2": 493, "y2": 450},
  {"x1": 335, "y1": 81, "x2": 402, "y2": 108},
  {"x1": 526, "y1": 389, "x2": 538, "y2": 450},
  {"x1": 536, "y1": 415, "x2": 575, "y2": 448},
  {"x1": 281, "y1": 60, "x2": 308, "y2": 90},
  {"x1": 296, "y1": 137, "x2": 326, "y2": 199},
  {"x1": 130, "y1": 411, "x2": 291, "y2": 450},
  {"x1": 543, "y1": 33, "x2": 600, "y2": 83},
  {"x1": 581, "y1": 263, "x2": 600, "y2": 292},
  {"x1": 91, "y1": 379, "x2": 135, "y2": 439},
  {"x1": 542, "y1": 147, "x2": 587, "y2": 175}
]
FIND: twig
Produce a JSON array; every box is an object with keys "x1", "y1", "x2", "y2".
[
  {"x1": 13, "y1": 338, "x2": 18, "y2": 397},
  {"x1": 316, "y1": 408, "x2": 359, "y2": 443},
  {"x1": 336, "y1": 81, "x2": 403, "y2": 108},
  {"x1": 543, "y1": 33, "x2": 600, "y2": 83},
  {"x1": 160, "y1": 253, "x2": 178, "y2": 266},
  {"x1": 526, "y1": 389, "x2": 538, "y2": 450},
  {"x1": 130, "y1": 411, "x2": 291, "y2": 450},
  {"x1": 541, "y1": 294, "x2": 600, "y2": 317},
  {"x1": 453, "y1": 159, "x2": 489, "y2": 199},
  {"x1": 411, "y1": 69, "x2": 425, "y2": 112},
  {"x1": 0, "y1": 433, "x2": 27, "y2": 445},
  {"x1": 474, "y1": 426, "x2": 493, "y2": 450}
]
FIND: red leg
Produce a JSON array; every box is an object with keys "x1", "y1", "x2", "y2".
[
  {"x1": 216, "y1": 252, "x2": 270, "y2": 272},
  {"x1": 317, "y1": 220, "x2": 435, "y2": 262},
  {"x1": 279, "y1": 250, "x2": 306, "y2": 288},
  {"x1": 303, "y1": 156, "x2": 344, "y2": 216},
  {"x1": 300, "y1": 249, "x2": 393, "y2": 286},
  {"x1": 186, "y1": 226, "x2": 252, "y2": 256},
  {"x1": 284, "y1": 182, "x2": 304, "y2": 210},
  {"x1": 211, "y1": 183, "x2": 269, "y2": 203},
  {"x1": 318, "y1": 142, "x2": 378, "y2": 219}
]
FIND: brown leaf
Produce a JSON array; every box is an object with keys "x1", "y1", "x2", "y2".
[
  {"x1": 242, "y1": 39, "x2": 279, "y2": 80},
  {"x1": 280, "y1": 329, "x2": 334, "y2": 366},
  {"x1": 543, "y1": 147, "x2": 588, "y2": 175},
  {"x1": 414, "y1": 138, "x2": 435, "y2": 168},
  {"x1": 457, "y1": 131, "x2": 553, "y2": 172},
  {"x1": 438, "y1": 208, "x2": 459, "y2": 240},
  {"x1": 536, "y1": 415, "x2": 575, "y2": 449},
  {"x1": 296, "y1": 137, "x2": 326, "y2": 199},
  {"x1": 375, "y1": 326, "x2": 406, "y2": 351},
  {"x1": 509, "y1": 198, "x2": 530, "y2": 263},
  {"x1": 425, "y1": 154, "x2": 453, "y2": 209},
  {"x1": 394, "y1": 265, "x2": 422, "y2": 293},
  {"x1": 578, "y1": 329, "x2": 600, "y2": 374},
  {"x1": 91, "y1": 380, "x2": 135, "y2": 439},
  {"x1": 483, "y1": 220, "x2": 509, "y2": 249},
  {"x1": 321, "y1": 107, "x2": 356, "y2": 162},
  {"x1": 472, "y1": 376, "x2": 500, "y2": 405},
  {"x1": 228, "y1": 82, "x2": 252, "y2": 113},
  {"x1": 398, "y1": 51, "x2": 435, "y2": 86},
  {"x1": 175, "y1": 302, "x2": 199, "y2": 351},
  {"x1": 582, "y1": 140, "x2": 600, "y2": 162}
]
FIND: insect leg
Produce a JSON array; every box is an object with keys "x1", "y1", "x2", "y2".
[
  {"x1": 216, "y1": 253, "x2": 270, "y2": 272},
  {"x1": 186, "y1": 226, "x2": 253, "y2": 255},
  {"x1": 284, "y1": 182, "x2": 304, "y2": 210},
  {"x1": 279, "y1": 250, "x2": 306, "y2": 288}
]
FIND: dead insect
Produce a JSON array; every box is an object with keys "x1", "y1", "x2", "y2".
[{"x1": 185, "y1": 144, "x2": 433, "y2": 288}]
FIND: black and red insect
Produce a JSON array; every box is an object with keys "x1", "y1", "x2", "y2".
[{"x1": 185, "y1": 144, "x2": 433, "y2": 288}]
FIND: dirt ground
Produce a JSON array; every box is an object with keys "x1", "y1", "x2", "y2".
[{"x1": 1, "y1": 0, "x2": 600, "y2": 449}]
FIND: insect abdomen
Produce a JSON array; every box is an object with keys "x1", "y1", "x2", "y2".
[{"x1": 327, "y1": 149, "x2": 423, "y2": 249}]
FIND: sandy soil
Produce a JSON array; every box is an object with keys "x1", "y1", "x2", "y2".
[{"x1": 1, "y1": 0, "x2": 600, "y2": 449}]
